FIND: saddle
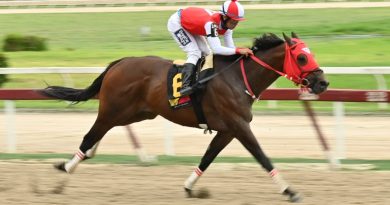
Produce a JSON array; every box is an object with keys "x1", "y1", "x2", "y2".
[
  {"x1": 167, "y1": 57, "x2": 213, "y2": 109},
  {"x1": 167, "y1": 57, "x2": 214, "y2": 132}
]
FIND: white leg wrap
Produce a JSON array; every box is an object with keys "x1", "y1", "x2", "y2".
[
  {"x1": 85, "y1": 142, "x2": 100, "y2": 158},
  {"x1": 270, "y1": 169, "x2": 289, "y2": 193},
  {"x1": 64, "y1": 150, "x2": 85, "y2": 173},
  {"x1": 184, "y1": 167, "x2": 203, "y2": 190}
]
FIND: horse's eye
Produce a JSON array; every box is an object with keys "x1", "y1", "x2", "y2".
[{"x1": 297, "y1": 54, "x2": 307, "y2": 66}]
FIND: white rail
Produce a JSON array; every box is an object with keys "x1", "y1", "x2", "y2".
[
  {"x1": 1, "y1": 66, "x2": 389, "y2": 159},
  {"x1": 1, "y1": 66, "x2": 389, "y2": 89},
  {"x1": 1, "y1": 66, "x2": 389, "y2": 93}
]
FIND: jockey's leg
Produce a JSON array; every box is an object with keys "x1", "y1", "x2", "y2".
[
  {"x1": 184, "y1": 132, "x2": 233, "y2": 196},
  {"x1": 194, "y1": 35, "x2": 213, "y2": 71},
  {"x1": 179, "y1": 63, "x2": 196, "y2": 96},
  {"x1": 167, "y1": 11, "x2": 201, "y2": 97}
]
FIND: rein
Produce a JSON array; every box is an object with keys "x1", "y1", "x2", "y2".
[
  {"x1": 196, "y1": 55, "x2": 244, "y2": 85},
  {"x1": 239, "y1": 56, "x2": 269, "y2": 100},
  {"x1": 240, "y1": 43, "x2": 306, "y2": 100},
  {"x1": 197, "y1": 41, "x2": 313, "y2": 100}
]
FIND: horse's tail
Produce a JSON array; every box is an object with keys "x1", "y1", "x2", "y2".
[{"x1": 40, "y1": 58, "x2": 123, "y2": 103}]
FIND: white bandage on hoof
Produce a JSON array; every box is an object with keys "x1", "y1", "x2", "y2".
[
  {"x1": 184, "y1": 167, "x2": 203, "y2": 190},
  {"x1": 270, "y1": 169, "x2": 289, "y2": 193},
  {"x1": 64, "y1": 150, "x2": 85, "y2": 173}
]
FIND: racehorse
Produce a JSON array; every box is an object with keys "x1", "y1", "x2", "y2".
[{"x1": 40, "y1": 32, "x2": 328, "y2": 202}]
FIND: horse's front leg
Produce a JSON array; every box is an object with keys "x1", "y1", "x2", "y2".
[
  {"x1": 184, "y1": 131, "x2": 233, "y2": 197},
  {"x1": 235, "y1": 123, "x2": 302, "y2": 203}
]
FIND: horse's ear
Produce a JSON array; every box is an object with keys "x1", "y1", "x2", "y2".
[
  {"x1": 283, "y1": 32, "x2": 293, "y2": 46},
  {"x1": 291, "y1": 32, "x2": 299, "y2": 39}
]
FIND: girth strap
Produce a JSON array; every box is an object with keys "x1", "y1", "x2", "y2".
[{"x1": 190, "y1": 91, "x2": 212, "y2": 134}]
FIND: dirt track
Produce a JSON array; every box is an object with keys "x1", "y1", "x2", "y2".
[
  {"x1": 1, "y1": 2, "x2": 390, "y2": 203},
  {"x1": 0, "y1": 113, "x2": 390, "y2": 204},
  {"x1": 0, "y1": 162, "x2": 390, "y2": 205}
]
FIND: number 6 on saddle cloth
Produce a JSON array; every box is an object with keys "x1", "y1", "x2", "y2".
[{"x1": 167, "y1": 56, "x2": 214, "y2": 109}]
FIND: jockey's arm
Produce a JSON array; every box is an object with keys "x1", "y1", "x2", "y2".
[
  {"x1": 223, "y1": 29, "x2": 235, "y2": 48},
  {"x1": 207, "y1": 36, "x2": 236, "y2": 55},
  {"x1": 204, "y1": 22, "x2": 237, "y2": 55}
]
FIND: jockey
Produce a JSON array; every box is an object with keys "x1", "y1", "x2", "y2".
[{"x1": 167, "y1": 0, "x2": 253, "y2": 97}]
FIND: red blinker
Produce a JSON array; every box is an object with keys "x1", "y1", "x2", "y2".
[{"x1": 283, "y1": 38, "x2": 319, "y2": 84}]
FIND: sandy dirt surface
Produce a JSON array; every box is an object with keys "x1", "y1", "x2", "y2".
[
  {"x1": 0, "y1": 161, "x2": 390, "y2": 205},
  {"x1": 0, "y1": 112, "x2": 390, "y2": 204}
]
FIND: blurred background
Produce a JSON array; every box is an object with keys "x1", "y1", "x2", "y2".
[{"x1": 0, "y1": 0, "x2": 389, "y2": 164}]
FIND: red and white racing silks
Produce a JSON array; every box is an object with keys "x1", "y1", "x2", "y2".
[
  {"x1": 180, "y1": 7, "x2": 228, "y2": 36},
  {"x1": 178, "y1": 7, "x2": 237, "y2": 56},
  {"x1": 181, "y1": 7, "x2": 239, "y2": 56},
  {"x1": 167, "y1": 1, "x2": 245, "y2": 64}
]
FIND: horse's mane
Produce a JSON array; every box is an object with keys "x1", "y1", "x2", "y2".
[
  {"x1": 214, "y1": 33, "x2": 284, "y2": 62},
  {"x1": 252, "y1": 33, "x2": 284, "y2": 51}
]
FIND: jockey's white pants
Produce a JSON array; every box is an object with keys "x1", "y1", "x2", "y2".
[{"x1": 167, "y1": 11, "x2": 211, "y2": 65}]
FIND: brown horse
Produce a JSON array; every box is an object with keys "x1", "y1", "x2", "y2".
[{"x1": 41, "y1": 33, "x2": 328, "y2": 202}]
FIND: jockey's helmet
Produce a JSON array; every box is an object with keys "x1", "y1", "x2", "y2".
[{"x1": 221, "y1": 0, "x2": 245, "y2": 21}]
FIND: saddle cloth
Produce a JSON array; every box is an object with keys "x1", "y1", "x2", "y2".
[{"x1": 166, "y1": 60, "x2": 213, "y2": 109}]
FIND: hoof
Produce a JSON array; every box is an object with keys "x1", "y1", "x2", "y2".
[
  {"x1": 289, "y1": 192, "x2": 302, "y2": 203},
  {"x1": 184, "y1": 187, "x2": 211, "y2": 199},
  {"x1": 83, "y1": 156, "x2": 91, "y2": 161},
  {"x1": 283, "y1": 188, "x2": 302, "y2": 203},
  {"x1": 53, "y1": 162, "x2": 67, "y2": 173},
  {"x1": 184, "y1": 187, "x2": 193, "y2": 198}
]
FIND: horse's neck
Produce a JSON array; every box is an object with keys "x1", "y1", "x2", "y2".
[
  {"x1": 244, "y1": 46, "x2": 285, "y2": 97},
  {"x1": 211, "y1": 48, "x2": 284, "y2": 102}
]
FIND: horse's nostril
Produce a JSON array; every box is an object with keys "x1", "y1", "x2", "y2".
[
  {"x1": 320, "y1": 81, "x2": 329, "y2": 87},
  {"x1": 301, "y1": 78, "x2": 310, "y2": 86}
]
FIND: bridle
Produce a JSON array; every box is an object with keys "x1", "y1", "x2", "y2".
[{"x1": 240, "y1": 40, "x2": 320, "y2": 100}]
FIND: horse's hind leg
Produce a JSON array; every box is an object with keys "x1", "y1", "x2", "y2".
[
  {"x1": 184, "y1": 132, "x2": 233, "y2": 197},
  {"x1": 55, "y1": 117, "x2": 114, "y2": 173},
  {"x1": 235, "y1": 125, "x2": 301, "y2": 202}
]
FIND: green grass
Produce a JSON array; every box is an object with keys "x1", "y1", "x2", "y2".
[
  {"x1": 1, "y1": 153, "x2": 389, "y2": 170},
  {"x1": 0, "y1": 8, "x2": 390, "y2": 66},
  {"x1": 0, "y1": 0, "x2": 384, "y2": 10}
]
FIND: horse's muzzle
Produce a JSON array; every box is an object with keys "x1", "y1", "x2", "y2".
[{"x1": 311, "y1": 80, "x2": 329, "y2": 94}]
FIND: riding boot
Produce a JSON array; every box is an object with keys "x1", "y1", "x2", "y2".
[{"x1": 180, "y1": 63, "x2": 196, "y2": 97}]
